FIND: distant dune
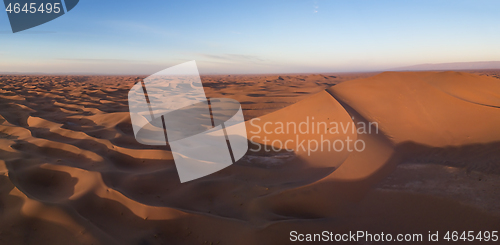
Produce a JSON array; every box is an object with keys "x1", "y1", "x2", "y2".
[{"x1": 392, "y1": 61, "x2": 500, "y2": 71}]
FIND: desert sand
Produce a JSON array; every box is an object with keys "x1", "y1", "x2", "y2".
[{"x1": 0, "y1": 71, "x2": 499, "y2": 244}]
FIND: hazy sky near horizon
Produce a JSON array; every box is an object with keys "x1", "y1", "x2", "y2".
[{"x1": 1, "y1": 0, "x2": 499, "y2": 74}]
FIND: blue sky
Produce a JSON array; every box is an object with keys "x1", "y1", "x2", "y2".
[{"x1": 1, "y1": 0, "x2": 499, "y2": 74}]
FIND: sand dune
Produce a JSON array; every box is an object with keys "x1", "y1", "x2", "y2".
[
  {"x1": 393, "y1": 61, "x2": 500, "y2": 71},
  {"x1": 328, "y1": 72, "x2": 500, "y2": 147},
  {"x1": 0, "y1": 72, "x2": 499, "y2": 244}
]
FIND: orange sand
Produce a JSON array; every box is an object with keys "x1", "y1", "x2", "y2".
[{"x1": 0, "y1": 71, "x2": 499, "y2": 244}]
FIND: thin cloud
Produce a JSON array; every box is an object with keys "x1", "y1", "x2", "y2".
[
  {"x1": 55, "y1": 58, "x2": 136, "y2": 63},
  {"x1": 199, "y1": 53, "x2": 268, "y2": 63},
  {"x1": 104, "y1": 20, "x2": 176, "y2": 37}
]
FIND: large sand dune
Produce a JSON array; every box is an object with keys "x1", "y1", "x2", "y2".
[{"x1": 0, "y1": 71, "x2": 499, "y2": 244}]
